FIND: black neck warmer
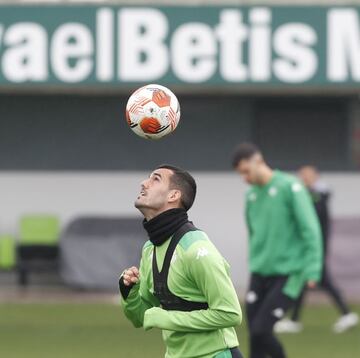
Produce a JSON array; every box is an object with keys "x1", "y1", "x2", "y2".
[{"x1": 143, "y1": 208, "x2": 189, "y2": 246}]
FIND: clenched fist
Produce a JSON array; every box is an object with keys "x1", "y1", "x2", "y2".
[{"x1": 122, "y1": 266, "x2": 140, "y2": 286}]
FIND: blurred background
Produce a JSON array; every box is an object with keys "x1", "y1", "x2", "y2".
[{"x1": 0, "y1": 0, "x2": 359, "y2": 357}]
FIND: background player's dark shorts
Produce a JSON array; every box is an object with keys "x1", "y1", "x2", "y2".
[
  {"x1": 246, "y1": 274, "x2": 295, "y2": 333},
  {"x1": 230, "y1": 347, "x2": 243, "y2": 357}
]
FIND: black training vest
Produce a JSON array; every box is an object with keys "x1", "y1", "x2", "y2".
[{"x1": 152, "y1": 222, "x2": 209, "y2": 312}]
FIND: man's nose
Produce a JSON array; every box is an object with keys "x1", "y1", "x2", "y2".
[{"x1": 141, "y1": 178, "x2": 150, "y2": 188}]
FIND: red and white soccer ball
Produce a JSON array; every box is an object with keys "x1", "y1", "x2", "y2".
[{"x1": 125, "y1": 84, "x2": 181, "y2": 140}]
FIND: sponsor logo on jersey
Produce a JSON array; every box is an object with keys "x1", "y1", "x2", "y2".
[
  {"x1": 268, "y1": 187, "x2": 278, "y2": 197},
  {"x1": 196, "y1": 247, "x2": 209, "y2": 260},
  {"x1": 292, "y1": 183, "x2": 303, "y2": 192},
  {"x1": 249, "y1": 192, "x2": 257, "y2": 201}
]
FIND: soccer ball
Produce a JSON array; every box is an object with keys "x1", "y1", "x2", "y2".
[{"x1": 125, "y1": 84, "x2": 181, "y2": 140}]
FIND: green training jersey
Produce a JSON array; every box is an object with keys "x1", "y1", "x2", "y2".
[
  {"x1": 121, "y1": 230, "x2": 242, "y2": 358},
  {"x1": 245, "y1": 170, "x2": 322, "y2": 298}
]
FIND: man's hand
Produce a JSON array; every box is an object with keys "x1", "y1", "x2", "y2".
[
  {"x1": 307, "y1": 281, "x2": 317, "y2": 289},
  {"x1": 122, "y1": 266, "x2": 140, "y2": 286}
]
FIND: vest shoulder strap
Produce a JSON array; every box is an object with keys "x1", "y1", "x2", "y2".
[{"x1": 153, "y1": 222, "x2": 197, "y2": 277}]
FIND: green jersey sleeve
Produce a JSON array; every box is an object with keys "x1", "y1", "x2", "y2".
[
  {"x1": 121, "y1": 247, "x2": 159, "y2": 328},
  {"x1": 143, "y1": 236, "x2": 242, "y2": 332},
  {"x1": 289, "y1": 181, "x2": 323, "y2": 282}
]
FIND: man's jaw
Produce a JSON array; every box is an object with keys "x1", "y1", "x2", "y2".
[
  {"x1": 134, "y1": 196, "x2": 146, "y2": 208},
  {"x1": 135, "y1": 202, "x2": 156, "y2": 221}
]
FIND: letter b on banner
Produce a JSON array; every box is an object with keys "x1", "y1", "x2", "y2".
[{"x1": 118, "y1": 8, "x2": 169, "y2": 81}]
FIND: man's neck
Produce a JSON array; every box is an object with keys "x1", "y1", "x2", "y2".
[
  {"x1": 142, "y1": 207, "x2": 189, "y2": 246},
  {"x1": 142, "y1": 205, "x2": 178, "y2": 221},
  {"x1": 258, "y1": 165, "x2": 274, "y2": 186}
]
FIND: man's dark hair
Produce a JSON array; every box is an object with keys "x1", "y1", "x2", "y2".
[
  {"x1": 157, "y1": 164, "x2": 196, "y2": 211},
  {"x1": 232, "y1": 142, "x2": 261, "y2": 168}
]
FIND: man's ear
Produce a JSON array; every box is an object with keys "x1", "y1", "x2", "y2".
[{"x1": 168, "y1": 189, "x2": 182, "y2": 204}]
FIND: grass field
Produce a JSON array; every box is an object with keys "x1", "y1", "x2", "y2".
[{"x1": 0, "y1": 303, "x2": 359, "y2": 358}]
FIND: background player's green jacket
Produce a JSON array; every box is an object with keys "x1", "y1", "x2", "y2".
[
  {"x1": 121, "y1": 230, "x2": 242, "y2": 358},
  {"x1": 246, "y1": 170, "x2": 323, "y2": 298}
]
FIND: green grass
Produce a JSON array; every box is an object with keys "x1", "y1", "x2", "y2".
[{"x1": 0, "y1": 303, "x2": 359, "y2": 358}]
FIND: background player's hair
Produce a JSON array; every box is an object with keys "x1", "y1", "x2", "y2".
[
  {"x1": 232, "y1": 142, "x2": 262, "y2": 168},
  {"x1": 157, "y1": 164, "x2": 197, "y2": 211}
]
